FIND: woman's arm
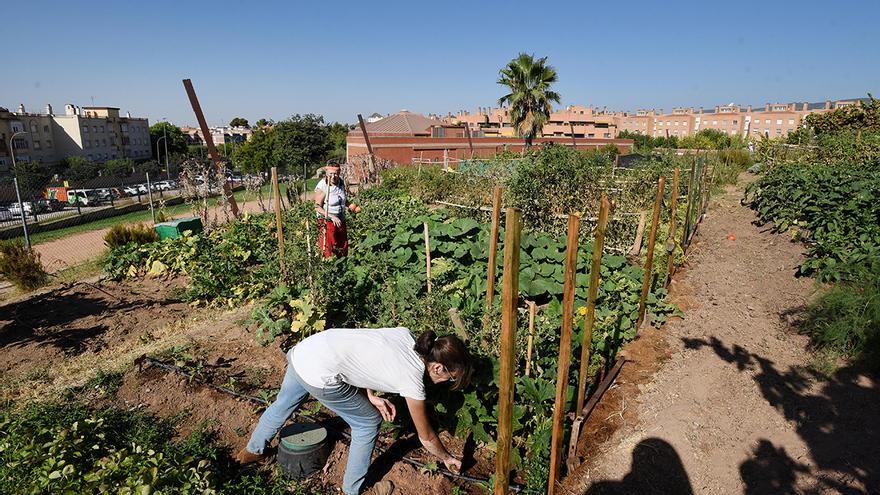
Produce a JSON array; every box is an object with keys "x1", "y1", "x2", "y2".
[{"x1": 405, "y1": 397, "x2": 461, "y2": 472}]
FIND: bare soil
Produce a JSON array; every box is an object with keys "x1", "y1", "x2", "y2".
[
  {"x1": 561, "y1": 174, "x2": 880, "y2": 494},
  {"x1": 0, "y1": 276, "x2": 188, "y2": 381}
]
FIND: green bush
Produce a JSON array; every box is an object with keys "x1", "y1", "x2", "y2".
[
  {"x1": 104, "y1": 223, "x2": 160, "y2": 249},
  {"x1": 0, "y1": 239, "x2": 48, "y2": 291},
  {"x1": 801, "y1": 261, "x2": 880, "y2": 368},
  {"x1": 0, "y1": 401, "x2": 295, "y2": 495}
]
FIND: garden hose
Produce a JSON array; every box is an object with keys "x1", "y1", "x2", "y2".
[{"x1": 141, "y1": 357, "x2": 536, "y2": 493}]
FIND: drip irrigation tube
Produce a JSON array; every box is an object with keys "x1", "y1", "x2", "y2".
[{"x1": 141, "y1": 357, "x2": 535, "y2": 493}]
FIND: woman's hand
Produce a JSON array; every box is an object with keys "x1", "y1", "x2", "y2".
[
  {"x1": 442, "y1": 456, "x2": 461, "y2": 473},
  {"x1": 329, "y1": 215, "x2": 342, "y2": 227},
  {"x1": 367, "y1": 392, "x2": 396, "y2": 421}
]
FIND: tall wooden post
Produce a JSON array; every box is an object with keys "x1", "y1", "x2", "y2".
[
  {"x1": 272, "y1": 167, "x2": 285, "y2": 269},
  {"x1": 664, "y1": 169, "x2": 680, "y2": 287},
  {"x1": 182, "y1": 79, "x2": 239, "y2": 217},
  {"x1": 464, "y1": 123, "x2": 475, "y2": 158},
  {"x1": 569, "y1": 122, "x2": 577, "y2": 149},
  {"x1": 548, "y1": 214, "x2": 581, "y2": 495},
  {"x1": 636, "y1": 176, "x2": 666, "y2": 330},
  {"x1": 575, "y1": 195, "x2": 610, "y2": 415},
  {"x1": 495, "y1": 208, "x2": 522, "y2": 495},
  {"x1": 485, "y1": 186, "x2": 503, "y2": 310}
]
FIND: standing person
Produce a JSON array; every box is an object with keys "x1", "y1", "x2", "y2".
[
  {"x1": 237, "y1": 328, "x2": 472, "y2": 495},
  {"x1": 314, "y1": 165, "x2": 357, "y2": 257}
]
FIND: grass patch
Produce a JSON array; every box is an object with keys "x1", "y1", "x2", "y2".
[
  {"x1": 30, "y1": 203, "x2": 193, "y2": 245},
  {"x1": 801, "y1": 261, "x2": 880, "y2": 370}
]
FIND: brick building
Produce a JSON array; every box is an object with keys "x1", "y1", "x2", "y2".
[{"x1": 346, "y1": 110, "x2": 633, "y2": 165}]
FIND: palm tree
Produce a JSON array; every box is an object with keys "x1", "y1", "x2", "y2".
[{"x1": 497, "y1": 53, "x2": 561, "y2": 148}]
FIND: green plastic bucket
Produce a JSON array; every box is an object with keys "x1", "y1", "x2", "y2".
[{"x1": 277, "y1": 422, "x2": 331, "y2": 479}]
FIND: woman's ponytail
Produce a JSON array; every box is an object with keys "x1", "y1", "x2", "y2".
[{"x1": 414, "y1": 330, "x2": 437, "y2": 358}]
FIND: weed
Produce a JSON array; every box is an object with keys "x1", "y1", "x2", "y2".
[{"x1": 0, "y1": 239, "x2": 48, "y2": 291}]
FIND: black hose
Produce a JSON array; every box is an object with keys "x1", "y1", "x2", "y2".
[{"x1": 141, "y1": 357, "x2": 536, "y2": 493}]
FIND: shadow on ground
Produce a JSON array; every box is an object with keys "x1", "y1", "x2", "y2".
[
  {"x1": 585, "y1": 437, "x2": 694, "y2": 495},
  {"x1": 683, "y1": 336, "x2": 880, "y2": 494}
]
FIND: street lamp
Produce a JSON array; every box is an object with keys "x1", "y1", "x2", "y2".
[
  {"x1": 9, "y1": 130, "x2": 31, "y2": 247},
  {"x1": 156, "y1": 136, "x2": 166, "y2": 175}
]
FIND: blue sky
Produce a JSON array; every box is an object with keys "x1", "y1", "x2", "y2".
[{"x1": 4, "y1": 0, "x2": 878, "y2": 127}]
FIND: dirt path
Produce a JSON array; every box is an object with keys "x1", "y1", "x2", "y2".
[{"x1": 563, "y1": 174, "x2": 879, "y2": 494}]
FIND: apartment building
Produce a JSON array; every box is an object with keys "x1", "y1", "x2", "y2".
[
  {"x1": 448, "y1": 98, "x2": 864, "y2": 142},
  {"x1": 0, "y1": 103, "x2": 150, "y2": 171},
  {"x1": 181, "y1": 125, "x2": 252, "y2": 146}
]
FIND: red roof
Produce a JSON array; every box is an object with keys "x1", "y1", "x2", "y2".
[{"x1": 351, "y1": 111, "x2": 444, "y2": 136}]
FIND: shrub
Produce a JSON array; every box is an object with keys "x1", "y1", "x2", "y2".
[
  {"x1": 104, "y1": 223, "x2": 160, "y2": 249},
  {"x1": 0, "y1": 239, "x2": 48, "y2": 291}
]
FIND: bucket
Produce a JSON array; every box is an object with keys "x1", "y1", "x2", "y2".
[{"x1": 277, "y1": 422, "x2": 332, "y2": 479}]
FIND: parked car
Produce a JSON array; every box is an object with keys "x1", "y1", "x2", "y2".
[
  {"x1": 155, "y1": 181, "x2": 173, "y2": 191},
  {"x1": 9, "y1": 200, "x2": 49, "y2": 216},
  {"x1": 123, "y1": 186, "x2": 140, "y2": 196},
  {"x1": 68, "y1": 189, "x2": 102, "y2": 206},
  {"x1": 0, "y1": 207, "x2": 13, "y2": 221},
  {"x1": 137, "y1": 184, "x2": 149, "y2": 194}
]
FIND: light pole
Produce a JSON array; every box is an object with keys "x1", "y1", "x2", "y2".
[
  {"x1": 9, "y1": 130, "x2": 31, "y2": 247},
  {"x1": 162, "y1": 119, "x2": 170, "y2": 179},
  {"x1": 156, "y1": 136, "x2": 166, "y2": 175}
]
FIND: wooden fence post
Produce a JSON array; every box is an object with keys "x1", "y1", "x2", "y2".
[
  {"x1": 484, "y1": 187, "x2": 503, "y2": 329},
  {"x1": 548, "y1": 214, "x2": 581, "y2": 495},
  {"x1": 664, "y1": 169, "x2": 680, "y2": 287},
  {"x1": 271, "y1": 167, "x2": 285, "y2": 270},
  {"x1": 636, "y1": 176, "x2": 665, "y2": 330},
  {"x1": 495, "y1": 208, "x2": 522, "y2": 495},
  {"x1": 424, "y1": 222, "x2": 432, "y2": 293},
  {"x1": 575, "y1": 195, "x2": 610, "y2": 415}
]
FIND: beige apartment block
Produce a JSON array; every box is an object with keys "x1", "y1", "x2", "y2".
[
  {"x1": 0, "y1": 102, "x2": 151, "y2": 171},
  {"x1": 0, "y1": 104, "x2": 57, "y2": 170}
]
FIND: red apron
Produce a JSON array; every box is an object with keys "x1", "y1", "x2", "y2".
[{"x1": 318, "y1": 218, "x2": 348, "y2": 257}]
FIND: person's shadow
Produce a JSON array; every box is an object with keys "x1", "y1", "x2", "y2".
[{"x1": 586, "y1": 437, "x2": 694, "y2": 495}]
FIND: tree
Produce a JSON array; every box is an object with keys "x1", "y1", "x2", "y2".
[
  {"x1": 149, "y1": 122, "x2": 188, "y2": 160},
  {"x1": 326, "y1": 122, "x2": 350, "y2": 161},
  {"x1": 61, "y1": 156, "x2": 101, "y2": 182},
  {"x1": 233, "y1": 127, "x2": 276, "y2": 173},
  {"x1": 12, "y1": 161, "x2": 51, "y2": 194},
  {"x1": 272, "y1": 114, "x2": 331, "y2": 177},
  {"x1": 136, "y1": 160, "x2": 161, "y2": 176},
  {"x1": 229, "y1": 117, "x2": 250, "y2": 128},
  {"x1": 104, "y1": 158, "x2": 135, "y2": 178},
  {"x1": 497, "y1": 53, "x2": 561, "y2": 148},
  {"x1": 255, "y1": 118, "x2": 273, "y2": 128}
]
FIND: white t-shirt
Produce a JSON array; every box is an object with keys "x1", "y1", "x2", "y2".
[
  {"x1": 290, "y1": 327, "x2": 426, "y2": 400},
  {"x1": 314, "y1": 179, "x2": 347, "y2": 217}
]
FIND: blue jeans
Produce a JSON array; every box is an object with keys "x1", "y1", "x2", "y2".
[{"x1": 246, "y1": 364, "x2": 382, "y2": 495}]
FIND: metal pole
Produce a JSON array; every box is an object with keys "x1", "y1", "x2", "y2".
[
  {"x1": 9, "y1": 131, "x2": 30, "y2": 248},
  {"x1": 13, "y1": 178, "x2": 30, "y2": 248},
  {"x1": 146, "y1": 172, "x2": 156, "y2": 223}
]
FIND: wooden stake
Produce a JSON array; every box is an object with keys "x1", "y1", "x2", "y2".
[
  {"x1": 664, "y1": 169, "x2": 680, "y2": 287},
  {"x1": 628, "y1": 210, "x2": 647, "y2": 258},
  {"x1": 548, "y1": 214, "x2": 581, "y2": 495},
  {"x1": 182, "y1": 79, "x2": 240, "y2": 217},
  {"x1": 485, "y1": 186, "x2": 503, "y2": 311},
  {"x1": 682, "y1": 157, "x2": 697, "y2": 248},
  {"x1": 636, "y1": 176, "x2": 666, "y2": 330},
  {"x1": 424, "y1": 222, "x2": 432, "y2": 294},
  {"x1": 575, "y1": 195, "x2": 610, "y2": 415},
  {"x1": 525, "y1": 301, "x2": 537, "y2": 378},
  {"x1": 271, "y1": 167, "x2": 285, "y2": 270},
  {"x1": 495, "y1": 208, "x2": 521, "y2": 495}
]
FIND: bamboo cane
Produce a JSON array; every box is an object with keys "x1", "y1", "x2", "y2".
[
  {"x1": 424, "y1": 222, "x2": 432, "y2": 294},
  {"x1": 525, "y1": 301, "x2": 537, "y2": 378}
]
